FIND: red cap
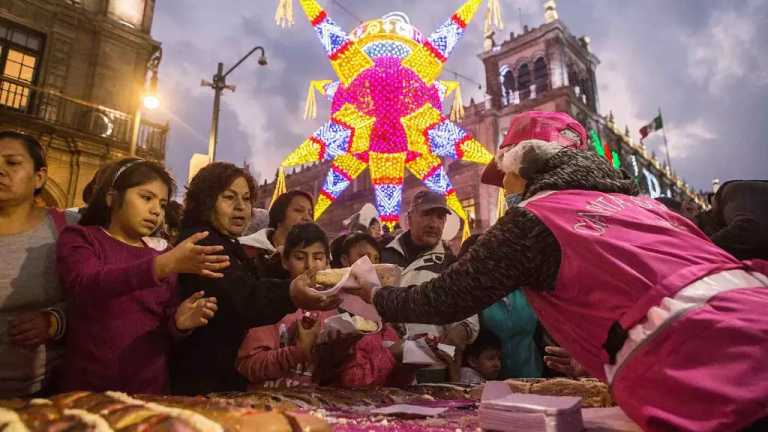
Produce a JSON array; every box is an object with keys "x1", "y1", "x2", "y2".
[{"x1": 481, "y1": 111, "x2": 588, "y2": 187}]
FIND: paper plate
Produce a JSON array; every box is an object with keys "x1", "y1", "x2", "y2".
[{"x1": 442, "y1": 212, "x2": 461, "y2": 240}]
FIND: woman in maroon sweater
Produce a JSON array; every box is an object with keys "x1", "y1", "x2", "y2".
[{"x1": 56, "y1": 158, "x2": 225, "y2": 393}]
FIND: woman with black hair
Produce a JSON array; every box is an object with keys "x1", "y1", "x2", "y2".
[
  {"x1": 239, "y1": 190, "x2": 314, "y2": 279},
  {"x1": 57, "y1": 158, "x2": 223, "y2": 394},
  {"x1": 0, "y1": 131, "x2": 73, "y2": 397},
  {"x1": 329, "y1": 233, "x2": 349, "y2": 269},
  {"x1": 172, "y1": 163, "x2": 338, "y2": 395}
]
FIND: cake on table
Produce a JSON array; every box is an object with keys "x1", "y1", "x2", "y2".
[{"x1": 0, "y1": 379, "x2": 625, "y2": 431}]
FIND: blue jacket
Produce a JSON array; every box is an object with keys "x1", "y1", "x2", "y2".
[{"x1": 480, "y1": 290, "x2": 543, "y2": 378}]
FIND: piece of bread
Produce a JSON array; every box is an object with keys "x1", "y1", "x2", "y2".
[
  {"x1": 1, "y1": 392, "x2": 333, "y2": 432},
  {"x1": 351, "y1": 315, "x2": 379, "y2": 332},
  {"x1": 315, "y1": 264, "x2": 401, "y2": 287},
  {"x1": 504, "y1": 379, "x2": 534, "y2": 394},
  {"x1": 104, "y1": 405, "x2": 160, "y2": 429},
  {"x1": 529, "y1": 378, "x2": 614, "y2": 408},
  {"x1": 314, "y1": 268, "x2": 348, "y2": 287},
  {"x1": 50, "y1": 391, "x2": 91, "y2": 409},
  {"x1": 497, "y1": 378, "x2": 615, "y2": 408}
]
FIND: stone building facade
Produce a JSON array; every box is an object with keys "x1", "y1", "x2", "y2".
[
  {"x1": 0, "y1": 0, "x2": 167, "y2": 208},
  {"x1": 255, "y1": 3, "x2": 704, "y2": 240}
]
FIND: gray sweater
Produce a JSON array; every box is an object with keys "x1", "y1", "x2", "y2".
[{"x1": 0, "y1": 212, "x2": 70, "y2": 397}]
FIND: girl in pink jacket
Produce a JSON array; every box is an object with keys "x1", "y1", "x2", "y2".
[{"x1": 237, "y1": 223, "x2": 399, "y2": 388}]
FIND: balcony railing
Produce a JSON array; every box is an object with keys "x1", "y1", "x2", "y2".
[{"x1": 0, "y1": 76, "x2": 167, "y2": 159}]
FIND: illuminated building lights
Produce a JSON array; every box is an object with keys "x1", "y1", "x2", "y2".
[{"x1": 643, "y1": 168, "x2": 662, "y2": 198}]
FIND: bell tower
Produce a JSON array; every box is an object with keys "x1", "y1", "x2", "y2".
[
  {"x1": 478, "y1": 0, "x2": 600, "y2": 130},
  {"x1": 458, "y1": 1, "x2": 604, "y2": 232}
]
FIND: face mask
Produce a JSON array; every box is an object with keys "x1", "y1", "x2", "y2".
[{"x1": 505, "y1": 193, "x2": 523, "y2": 207}]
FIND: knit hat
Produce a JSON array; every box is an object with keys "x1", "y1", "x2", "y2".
[{"x1": 481, "y1": 111, "x2": 587, "y2": 186}]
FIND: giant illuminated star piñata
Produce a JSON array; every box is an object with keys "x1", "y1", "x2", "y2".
[{"x1": 278, "y1": 0, "x2": 495, "y2": 230}]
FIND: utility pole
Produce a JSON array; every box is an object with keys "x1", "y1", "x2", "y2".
[
  {"x1": 202, "y1": 46, "x2": 267, "y2": 163},
  {"x1": 659, "y1": 107, "x2": 672, "y2": 171}
]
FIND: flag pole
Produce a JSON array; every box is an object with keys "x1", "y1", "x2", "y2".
[{"x1": 659, "y1": 107, "x2": 672, "y2": 171}]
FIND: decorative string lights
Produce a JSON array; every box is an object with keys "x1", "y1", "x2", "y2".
[
  {"x1": 589, "y1": 128, "x2": 621, "y2": 170},
  {"x1": 277, "y1": 0, "x2": 494, "y2": 232}
]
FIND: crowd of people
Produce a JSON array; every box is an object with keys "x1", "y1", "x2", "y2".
[
  {"x1": 1, "y1": 109, "x2": 767, "y2": 431},
  {"x1": 0, "y1": 130, "x2": 543, "y2": 399}
]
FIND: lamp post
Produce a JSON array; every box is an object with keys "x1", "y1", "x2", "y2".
[
  {"x1": 201, "y1": 46, "x2": 267, "y2": 163},
  {"x1": 130, "y1": 48, "x2": 162, "y2": 156}
]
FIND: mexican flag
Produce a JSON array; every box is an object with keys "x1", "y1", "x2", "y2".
[{"x1": 639, "y1": 114, "x2": 663, "y2": 140}]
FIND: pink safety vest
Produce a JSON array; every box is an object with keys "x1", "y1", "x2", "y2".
[{"x1": 521, "y1": 190, "x2": 743, "y2": 381}]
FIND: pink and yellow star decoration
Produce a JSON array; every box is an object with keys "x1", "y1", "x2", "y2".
[{"x1": 274, "y1": 0, "x2": 503, "y2": 238}]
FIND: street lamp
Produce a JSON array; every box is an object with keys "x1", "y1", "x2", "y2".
[
  {"x1": 130, "y1": 48, "x2": 162, "y2": 156},
  {"x1": 202, "y1": 46, "x2": 268, "y2": 163},
  {"x1": 143, "y1": 93, "x2": 160, "y2": 110}
]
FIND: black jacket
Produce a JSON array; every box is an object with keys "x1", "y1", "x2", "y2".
[
  {"x1": 381, "y1": 231, "x2": 457, "y2": 270},
  {"x1": 170, "y1": 226, "x2": 296, "y2": 395},
  {"x1": 710, "y1": 180, "x2": 768, "y2": 260}
]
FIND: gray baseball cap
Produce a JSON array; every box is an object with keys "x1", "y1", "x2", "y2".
[{"x1": 409, "y1": 190, "x2": 451, "y2": 214}]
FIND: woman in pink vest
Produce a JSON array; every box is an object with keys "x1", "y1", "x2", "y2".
[{"x1": 342, "y1": 111, "x2": 768, "y2": 432}]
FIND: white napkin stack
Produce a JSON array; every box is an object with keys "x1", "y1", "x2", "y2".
[{"x1": 479, "y1": 381, "x2": 584, "y2": 432}]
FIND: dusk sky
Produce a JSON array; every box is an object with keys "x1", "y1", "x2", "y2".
[{"x1": 148, "y1": 0, "x2": 768, "y2": 195}]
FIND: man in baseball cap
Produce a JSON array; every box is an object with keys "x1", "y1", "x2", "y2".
[
  {"x1": 409, "y1": 190, "x2": 452, "y2": 215},
  {"x1": 481, "y1": 111, "x2": 587, "y2": 188},
  {"x1": 381, "y1": 189, "x2": 453, "y2": 262},
  {"x1": 380, "y1": 189, "x2": 480, "y2": 383}
]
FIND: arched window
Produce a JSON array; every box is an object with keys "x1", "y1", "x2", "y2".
[
  {"x1": 533, "y1": 57, "x2": 549, "y2": 93},
  {"x1": 579, "y1": 77, "x2": 593, "y2": 106},
  {"x1": 517, "y1": 63, "x2": 532, "y2": 101},
  {"x1": 502, "y1": 70, "x2": 515, "y2": 105},
  {"x1": 567, "y1": 64, "x2": 579, "y2": 89}
]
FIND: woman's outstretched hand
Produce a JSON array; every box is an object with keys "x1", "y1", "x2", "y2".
[{"x1": 155, "y1": 231, "x2": 230, "y2": 279}]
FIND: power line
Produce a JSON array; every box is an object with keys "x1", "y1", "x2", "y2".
[
  {"x1": 446, "y1": 69, "x2": 484, "y2": 90},
  {"x1": 331, "y1": 0, "x2": 364, "y2": 24}
]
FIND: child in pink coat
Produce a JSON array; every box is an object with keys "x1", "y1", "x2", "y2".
[{"x1": 237, "y1": 223, "x2": 399, "y2": 388}]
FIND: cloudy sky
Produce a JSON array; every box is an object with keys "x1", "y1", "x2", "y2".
[{"x1": 148, "y1": 0, "x2": 767, "y2": 193}]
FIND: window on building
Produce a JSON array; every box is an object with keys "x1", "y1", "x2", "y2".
[
  {"x1": 533, "y1": 57, "x2": 549, "y2": 94},
  {"x1": 517, "y1": 64, "x2": 532, "y2": 101},
  {"x1": 502, "y1": 70, "x2": 515, "y2": 105},
  {"x1": 567, "y1": 64, "x2": 579, "y2": 88},
  {"x1": 461, "y1": 198, "x2": 476, "y2": 231},
  {"x1": 109, "y1": 0, "x2": 147, "y2": 29},
  {"x1": 0, "y1": 21, "x2": 44, "y2": 111},
  {"x1": 579, "y1": 78, "x2": 590, "y2": 104}
]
